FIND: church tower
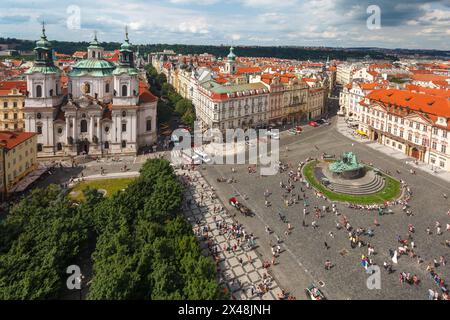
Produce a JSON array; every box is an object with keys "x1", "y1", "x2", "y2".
[
  {"x1": 24, "y1": 23, "x2": 63, "y2": 156},
  {"x1": 225, "y1": 46, "x2": 237, "y2": 75},
  {"x1": 112, "y1": 27, "x2": 139, "y2": 106}
]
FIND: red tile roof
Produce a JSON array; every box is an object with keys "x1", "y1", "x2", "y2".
[
  {"x1": 406, "y1": 84, "x2": 450, "y2": 99},
  {"x1": 0, "y1": 80, "x2": 27, "y2": 95},
  {"x1": 0, "y1": 131, "x2": 36, "y2": 150},
  {"x1": 367, "y1": 88, "x2": 450, "y2": 119},
  {"x1": 138, "y1": 81, "x2": 158, "y2": 104}
]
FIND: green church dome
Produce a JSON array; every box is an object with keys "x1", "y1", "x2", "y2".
[{"x1": 69, "y1": 59, "x2": 116, "y2": 77}]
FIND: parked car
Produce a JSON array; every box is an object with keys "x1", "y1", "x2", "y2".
[
  {"x1": 305, "y1": 284, "x2": 326, "y2": 300},
  {"x1": 309, "y1": 121, "x2": 319, "y2": 127},
  {"x1": 288, "y1": 128, "x2": 298, "y2": 135},
  {"x1": 271, "y1": 132, "x2": 280, "y2": 139}
]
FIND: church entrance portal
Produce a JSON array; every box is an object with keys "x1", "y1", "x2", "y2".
[{"x1": 77, "y1": 139, "x2": 90, "y2": 155}]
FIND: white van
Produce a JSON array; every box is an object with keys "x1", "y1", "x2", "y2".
[{"x1": 194, "y1": 149, "x2": 212, "y2": 164}]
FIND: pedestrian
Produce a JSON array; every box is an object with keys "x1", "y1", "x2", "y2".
[
  {"x1": 440, "y1": 256, "x2": 446, "y2": 267},
  {"x1": 324, "y1": 260, "x2": 332, "y2": 270},
  {"x1": 324, "y1": 241, "x2": 330, "y2": 250}
]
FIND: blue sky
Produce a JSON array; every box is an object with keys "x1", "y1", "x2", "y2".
[{"x1": 0, "y1": 0, "x2": 449, "y2": 50}]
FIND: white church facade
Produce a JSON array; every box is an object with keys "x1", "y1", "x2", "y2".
[{"x1": 24, "y1": 26, "x2": 157, "y2": 158}]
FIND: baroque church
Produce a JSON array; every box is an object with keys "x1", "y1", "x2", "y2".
[{"x1": 24, "y1": 25, "x2": 158, "y2": 158}]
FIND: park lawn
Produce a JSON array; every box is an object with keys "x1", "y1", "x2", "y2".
[
  {"x1": 303, "y1": 161, "x2": 401, "y2": 205},
  {"x1": 70, "y1": 177, "x2": 136, "y2": 202}
]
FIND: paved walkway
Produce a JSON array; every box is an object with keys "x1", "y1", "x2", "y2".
[
  {"x1": 336, "y1": 117, "x2": 450, "y2": 183},
  {"x1": 176, "y1": 167, "x2": 285, "y2": 300}
]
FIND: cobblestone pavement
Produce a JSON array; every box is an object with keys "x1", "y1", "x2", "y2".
[
  {"x1": 176, "y1": 168, "x2": 286, "y2": 300},
  {"x1": 202, "y1": 120, "x2": 450, "y2": 300}
]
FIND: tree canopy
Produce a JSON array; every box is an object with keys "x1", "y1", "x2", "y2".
[{"x1": 0, "y1": 159, "x2": 226, "y2": 300}]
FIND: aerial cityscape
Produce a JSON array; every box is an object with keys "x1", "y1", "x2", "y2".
[{"x1": 0, "y1": 0, "x2": 449, "y2": 306}]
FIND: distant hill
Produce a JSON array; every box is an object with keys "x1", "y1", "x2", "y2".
[{"x1": 1, "y1": 37, "x2": 448, "y2": 61}]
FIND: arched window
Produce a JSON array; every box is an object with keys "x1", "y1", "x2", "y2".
[
  {"x1": 121, "y1": 85, "x2": 128, "y2": 97},
  {"x1": 36, "y1": 85, "x2": 42, "y2": 98},
  {"x1": 105, "y1": 83, "x2": 110, "y2": 93},
  {"x1": 57, "y1": 143, "x2": 62, "y2": 151},
  {"x1": 92, "y1": 51, "x2": 96, "y2": 59},
  {"x1": 104, "y1": 141, "x2": 109, "y2": 149},
  {"x1": 80, "y1": 119, "x2": 88, "y2": 133},
  {"x1": 36, "y1": 112, "x2": 42, "y2": 119},
  {"x1": 37, "y1": 144, "x2": 43, "y2": 152}
]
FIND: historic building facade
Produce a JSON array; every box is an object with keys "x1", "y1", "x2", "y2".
[{"x1": 24, "y1": 26, "x2": 157, "y2": 158}]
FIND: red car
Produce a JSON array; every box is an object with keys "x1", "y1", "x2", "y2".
[{"x1": 309, "y1": 121, "x2": 319, "y2": 127}]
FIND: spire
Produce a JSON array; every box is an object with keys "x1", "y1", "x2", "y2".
[
  {"x1": 41, "y1": 21, "x2": 47, "y2": 39},
  {"x1": 125, "y1": 25, "x2": 129, "y2": 42},
  {"x1": 94, "y1": 30, "x2": 98, "y2": 42}
]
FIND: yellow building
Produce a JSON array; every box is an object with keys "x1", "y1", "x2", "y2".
[
  {"x1": 0, "y1": 81, "x2": 27, "y2": 131},
  {"x1": 0, "y1": 131, "x2": 37, "y2": 197}
]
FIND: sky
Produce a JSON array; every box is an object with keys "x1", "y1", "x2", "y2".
[{"x1": 0, "y1": 0, "x2": 449, "y2": 50}]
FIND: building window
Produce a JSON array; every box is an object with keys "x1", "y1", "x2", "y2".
[
  {"x1": 122, "y1": 111, "x2": 126, "y2": 117},
  {"x1": 36, "y1": 85, "x2": 42, "y2": 98},
  {"x1": 13, "y1": 102, "x2": 17, "y2": 108},
  {"x1": 121, "y1": 140, "x2": 126, "y2": 148},
  {"x1": 432, "y1": 141, "x2": 437, "y2": 150},
  {"x1": 13, "y1": 113, "x2": 17, "y2": 120},
  {"x1": 3, "y1": 102, "x2": 7, "y2": 108},
  {"x1": 105, "y1": 83, "x2": 110, "y2": 93},
  {"x1": 105, "y1": 126, "x2": 109, "y2": 133},
  {"x1": 146, "y1": 119, "x2": 152, "y2": 132},
  {"x1": 121, "y1": 85, "x2": 128, "y2": 97},
  {"x1": 3, "y1": 113, "x2": 7, "y2": 120},
  {"x1": 122, "y1": 123, "x2": 127, "y2": 132},
  {"x1": 57, "y1": 143, "x2": 62, "y2": 151},
  {"x1": 57, "y1": 127, "x2": 63, "y2": 134},
  {"x1": 37, "y1": 125, "x2": 42, "y2": 134},
  {"x1": 37, "y1": 143, "x2": 43, "y2": 152},
  {"x1": 441, "y1": 145, "x2": 447, "y2": 154},
  {"x1": 104, "y1": 141, "x2": 109, "y2": 149},
  {"x1": 37, "y1": 113, "x2": 42, "y2": 119},
  {"x1": 81, "y1": 120, "x2": 88, "y2": 133}
]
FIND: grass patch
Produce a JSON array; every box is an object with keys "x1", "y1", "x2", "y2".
[
  {"x1": 69, "y1": 178, "x2": 136, "y2": 202},
  {"x1": 303, "y1": 161, "x2": 401, "y2": 204}
]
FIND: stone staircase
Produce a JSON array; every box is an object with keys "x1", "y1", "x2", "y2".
[{"x1": 327, "y1": 174, "x2": 385, "y2": 195}]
